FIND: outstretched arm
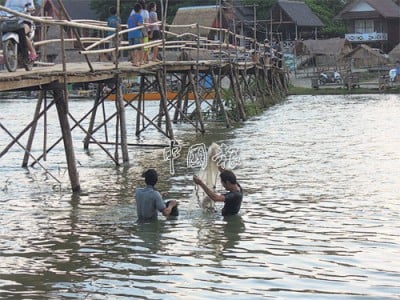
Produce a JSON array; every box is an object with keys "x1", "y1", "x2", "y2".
[{"x1": 193, "y1": 175, "x2": 225, "y2": 202}]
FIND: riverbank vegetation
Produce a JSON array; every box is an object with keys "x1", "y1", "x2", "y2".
[{"x1": 288, "y1": 85, "x2": 400, "y2": 96}]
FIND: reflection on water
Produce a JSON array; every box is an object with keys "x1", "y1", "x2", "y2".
[{"x1": 1, "y1": 94, "x2": 400, "y2": 299}]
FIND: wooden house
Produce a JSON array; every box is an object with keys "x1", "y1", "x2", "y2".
[
  {"x1": 40, "y1": 0, "x2": 97, "y2": 20},
  {"x1": 37, "y1": 0, "x2": 101, "y2": 63},
  {"x1": 335, "y1": 0, "x2": 400, "y2": 52},
  {"x1": 40, "y1": 0, "x2": 99, "y2": 39},
  {"x1": 266, "y1": 0, "x2": 324, "y2": 43}
]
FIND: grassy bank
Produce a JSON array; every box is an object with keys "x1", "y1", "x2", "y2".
[{"x1": 288, "y1": 85, "x2": 400, "y2": 95}]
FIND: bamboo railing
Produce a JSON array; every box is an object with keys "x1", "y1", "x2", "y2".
[{"x1": 0, "y1": 4, "x2": 284, "y2": 72}]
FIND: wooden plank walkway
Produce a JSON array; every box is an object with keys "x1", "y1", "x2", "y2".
[{"x1": 0, "y1": 60, "x2": 255, "y2": 92}]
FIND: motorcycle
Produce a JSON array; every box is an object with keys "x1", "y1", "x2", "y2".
[
  {"x1": 319, "y1": 71, "x2": 342, "y2": 85},
  {"x1": 0, "y1": 4, "x2": 35, "y2": 72}
]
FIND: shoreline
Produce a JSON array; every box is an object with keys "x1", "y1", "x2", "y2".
[
  {"x1": 288, "y1": 85, "x2": 400, "y2": 95},
  {"x1": 289, "y1": 75, "x2": 400, "y2": 95}
]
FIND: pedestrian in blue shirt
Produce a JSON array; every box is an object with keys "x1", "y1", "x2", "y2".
[
  {"x1": 106, "y1": 6, "x2": 121, "y2": 62},
  {"x1": 127, "y1": 3, "x2": 144, "y2": 66}
]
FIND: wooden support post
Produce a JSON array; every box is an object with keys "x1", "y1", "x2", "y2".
[
  {"x1": 211, "y1": 68, "x2": 231, "y2": 128},
  {"x1": 263, "y1": 67, "x2": 274, "y2": 100},
  {"x1": 102, "y1": 89, "x2": 111, "y2": 143},
  {"x1": 242, "y1": 69, "x2": 255, "y2": 104},
  {"x1": 182, "y1": 72, "x2": 190, "y2": 116},
  {"x1": 114, "y1": 95, "x2": 120, "y2": 164},
  {"x1": 173, "y1": 73, "x2": 187, "y2": 123},
  {"x1": 229, "y1": 65, "x2": 247, "y2": 121},
  {"x1": 43, "y1": 93, "x2": 48, "y2": 161},
  {"x1": 235, "y1": 68, "x2": 247, "y2": 120},
  {"x1": 136, "y1": 75, "x2": 144, "y2": 136},
  {"x1": 156, "y1": 71, "x2": 174, "y2": 139},
  {"x1": 188, "y1": 71, "x2": 205, "y2": 133},
  {"x1": 22, "y1": 92, "x2": 44, "y2": 167},
  {"x1": 53, "y1": 88, "x2": 80, "y2": 193},
  {"x1": 116, "y1": 75, "x2": 129, "y2": 163},
  {"x1": 156, "y1": 75, "x2": 164, "y2": 128},
  {"x1": 84, "y1": 83, "x2": 102, "y2": 149},
  {"x1": 255, "y1": 68, "x2": 268, "y2": 107}
]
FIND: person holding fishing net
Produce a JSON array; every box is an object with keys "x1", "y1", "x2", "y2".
[{"x1": 193, "y1": 167, "x2": 243, "y2": 217}]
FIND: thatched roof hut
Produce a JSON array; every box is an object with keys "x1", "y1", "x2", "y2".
[
  {"x1": 297, "y1": 38, "x2": 352, "y2": 56},
  {"x1": 389, "y1": 43, "x2": 400, "y2": 62},
  {"x1": 171, "y1": 5, "x2": 220, "y2": 37},
  {"x1": 341, "y1": 44, "x2": 391, "y2": 68},
  {"x1": 296, "y1": 38, "x2": 352, "y2": 67},
  {"x1": 170, "y1": 3, "x2": 254, "y2": 42}
]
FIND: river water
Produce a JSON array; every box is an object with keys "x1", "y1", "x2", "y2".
[{"x1": 1, "y1": 94, "x2": 400, "y2": 299}]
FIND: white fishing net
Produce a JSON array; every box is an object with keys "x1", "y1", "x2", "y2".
[{"x1": 192, "y1": 142, "x2": 221, "y2": 212}]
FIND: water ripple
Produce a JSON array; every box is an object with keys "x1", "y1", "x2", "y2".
[{"x1": 1, "y1": 95, "x2": 400, "y2": 298}]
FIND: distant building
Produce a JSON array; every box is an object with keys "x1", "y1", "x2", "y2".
[
  {"x1": 296, "y1": 38, "x2": 353, "y2": 68},
  {"x1": 171, "y1": 2, "x2": 254, "y2": 47},
  {"x1": 335, "y1": 0, "x2": 400, "y2": 52},
  {"x1": 340, "y1": 44, "x2": 391, "y2": 68},
  {"x1": 266, "y1": 0, "x2": 324, "y2": 42},
  {"x1": 38, "y1": 0, "x2": 100, "y2": 62},
  {"x1": 40, "y1": 0, "x2": 97, "y2": 20}
]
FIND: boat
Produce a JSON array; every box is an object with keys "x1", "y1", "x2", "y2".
[{"x1": 106, "y1": 91, "x2": 215, "y2": 102}]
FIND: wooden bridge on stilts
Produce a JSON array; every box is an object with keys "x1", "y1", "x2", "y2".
[{"x1": 0, "y1": 4, "x2": 288, "y2": 192}]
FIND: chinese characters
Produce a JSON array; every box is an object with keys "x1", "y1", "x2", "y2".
[{"x1": 163, "y1": 142, "x2": 241, "y2": 175}]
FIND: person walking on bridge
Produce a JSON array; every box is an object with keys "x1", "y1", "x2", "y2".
[
  {"x1": 2, "y1": 0, "x2": 38, "y2": 61},
  {"x1": 127, "y1": 3, "x2": 143, "y2": 67},
  {"x1": 148, "y1": 2, "x2": 161, "y2": 62}
]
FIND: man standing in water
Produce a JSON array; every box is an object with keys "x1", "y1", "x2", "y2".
[
  {"x1": 193, "y1": 169, "x2": 243, "y2": 216},
  {"x1": 135, "y1": 169, "x2": 178, "y2": 221}
]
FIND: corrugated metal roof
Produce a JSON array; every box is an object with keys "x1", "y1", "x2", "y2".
[{"x1": 277, "y1": 0, "x2": 324, "y2": 27}]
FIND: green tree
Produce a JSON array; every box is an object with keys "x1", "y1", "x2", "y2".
[
  {"x1": 90, "y1": 0, "x2": 133, "y2": 22},
  {"x1": 240, "y1": 0, "x2": 276, "y2": 21},
  {"x1": 241, "y1": 0, "x2": 349, "y2": 37},
  {"x1": 305, "y1": 0, "x2": 346, "y2": 37},
  {"x1": 90, "y1": 0, "x2": 216, "y2": 23}
]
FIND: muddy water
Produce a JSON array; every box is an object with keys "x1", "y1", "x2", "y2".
[{"x1": 1, "y1": 94, "x2": 400, "y2": 299}]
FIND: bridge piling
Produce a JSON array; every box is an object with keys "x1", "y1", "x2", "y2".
[{"x1": 53, "y1": 88, "x2": 80, "y2": 192}]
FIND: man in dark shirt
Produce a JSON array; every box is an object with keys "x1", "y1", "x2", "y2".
[{"x1": 193, "y1": 169, "x2": 242, "y2": 216}]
